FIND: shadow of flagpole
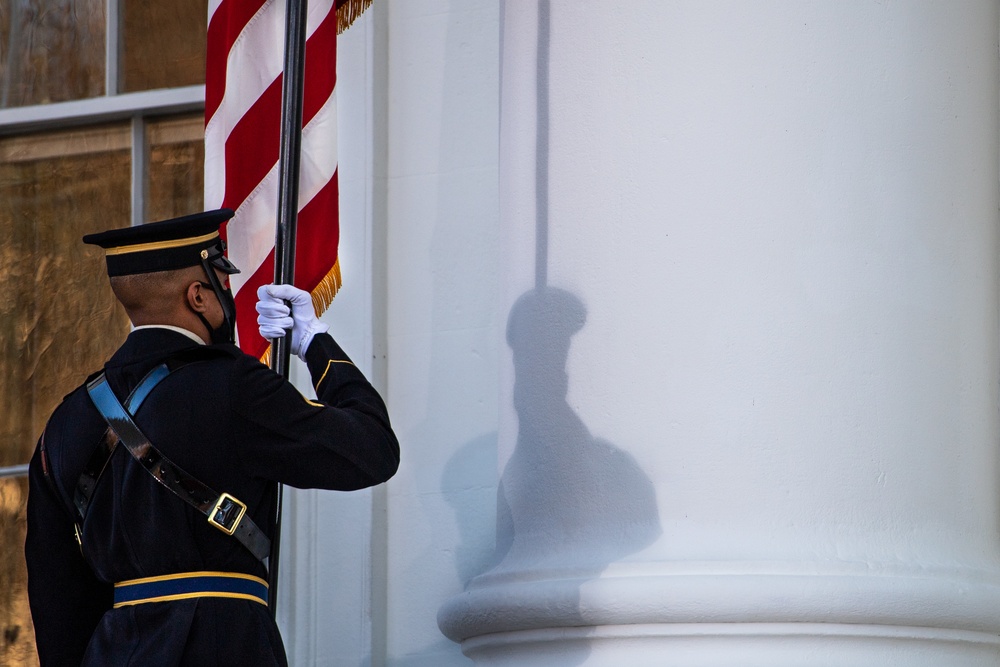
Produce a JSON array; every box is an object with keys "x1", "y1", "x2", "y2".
[{"x1": 535, "y1": 0, "x2": 550, "y2": 291}]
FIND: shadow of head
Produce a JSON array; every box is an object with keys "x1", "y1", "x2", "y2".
[{"x1": 507, "y1": 287, "x2": 586, "y2": 409}]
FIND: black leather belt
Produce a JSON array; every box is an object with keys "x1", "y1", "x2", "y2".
[{"x1": 85, "y1": 364, "x2": 271, "y2": 562}]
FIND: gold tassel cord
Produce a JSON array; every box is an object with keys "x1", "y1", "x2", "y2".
[
  {"x1": 259, "y1": 258, "x2": 343, "y2": 366},
  {"x1": 335, "y1": 0, "x2": 373, "y2": 34}
]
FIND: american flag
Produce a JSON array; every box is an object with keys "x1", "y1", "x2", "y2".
[{"x1": 204, "y1": 0, "x2": 368, "y2": 360}]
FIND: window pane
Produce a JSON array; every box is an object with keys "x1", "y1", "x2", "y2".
[
  {"x1": 121, "y1": 0, "x2": 207, "y2": 93},
  {"x1": 146, "y1": 114, "x2": 205, "y2": 222},
  {"x1": 0, "y1": 477, "x2": 33, "y2": 666},
  {"x1": 0, "y1": 124, "x2": 132, "y2": 469},
  {"x1": 0, "y1": 0, "x2": 106, "y2": 108}
]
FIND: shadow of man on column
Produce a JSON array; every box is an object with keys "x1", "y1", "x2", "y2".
[
  {"x1": 483, "y1": 287, "x2": 660, "y2": 665},
  {"x1": 497, "y1": 287, "x2": 660, "y2": 570}
]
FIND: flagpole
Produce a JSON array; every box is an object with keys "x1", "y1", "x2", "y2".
[{"x1": 268, "y1": 0, "x2": 310, "y2": 618}]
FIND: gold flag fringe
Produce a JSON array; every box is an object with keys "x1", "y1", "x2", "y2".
[
  {"x1": 336, "y1": 0, "x2": 373, "y2": 34},
  {"x1": 259, "y1": 258, "x2": 343, "y2": 366},
  {"x1": 310, "y1": 257, "x2": 343, "y2": 316}
]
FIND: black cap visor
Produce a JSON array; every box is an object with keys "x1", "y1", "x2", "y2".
[{"x1": 207, "y1": 248, "x2": 241, "y2": 275}]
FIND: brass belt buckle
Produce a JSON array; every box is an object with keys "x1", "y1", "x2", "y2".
[{"x1": 208, "y1": 493, "x2": 247, "y2": 536}]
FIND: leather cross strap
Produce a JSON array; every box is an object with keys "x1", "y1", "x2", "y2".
[
  {"x1": 85, "y1": 366, "x2": 271, "y2": 562},
  {"x1": 74, "y1": 364, "x2": 171, "y2": 522}
]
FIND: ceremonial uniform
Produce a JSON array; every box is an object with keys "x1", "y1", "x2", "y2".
[{"x1": 24, "y1": 210, "x2": 399, "y2": 666}]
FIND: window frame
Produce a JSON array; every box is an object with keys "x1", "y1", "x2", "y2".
[{"x1": 0, "y1": 0, "x2": 207, "y2": 477}]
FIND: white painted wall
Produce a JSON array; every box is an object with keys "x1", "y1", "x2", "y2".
[
  {"x1": 278, "y1": 2, "x2": 502, "y2": 665},
  {"x1": 382, "y1": 1, "x2": 501, "y2": 664},
  {"x1": 276, "y1": 6, "x2": 383, "y2": 665}
]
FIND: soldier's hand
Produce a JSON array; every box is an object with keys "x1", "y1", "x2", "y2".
[{"x1": 255, "y1": 284, "x2": 329, "y2": 359}]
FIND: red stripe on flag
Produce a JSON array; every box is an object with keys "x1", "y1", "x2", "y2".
[
  {"x1": 235, "y1": 252, "x2": 275, "y2": 360},
  {"x1": 220, "y1": 78, "x2": 283, "y2": 210},
  {"x1": 302, "y1": 6, "x2": 339, "y2": 123},
  {"x1": 294, "y1": 173, "x2": 340, "y2": 289}
]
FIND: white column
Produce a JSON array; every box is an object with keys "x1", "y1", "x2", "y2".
[{"x1": 439, "y1": 1, "x2": 1000, "y2": 665}]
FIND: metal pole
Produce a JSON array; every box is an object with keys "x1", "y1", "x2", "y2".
[{"x1": 268, "y1": 0, "x2": 309, "y2": 618}]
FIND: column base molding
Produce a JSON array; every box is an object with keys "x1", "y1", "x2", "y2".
[
  {"x1": 439, "y1": 565, "x2": 1000, "y2": 665},
  {"x1": 459, "y1": 622, "x2": 1000, "y2": 666}
]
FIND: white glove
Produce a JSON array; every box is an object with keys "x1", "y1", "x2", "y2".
[{"x1": 255, "y1": 284, "x2": 329, "y2": 359}]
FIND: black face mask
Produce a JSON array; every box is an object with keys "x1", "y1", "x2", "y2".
[{"x1": 196, "y1": 278, "x2": 237, "y2": 345}]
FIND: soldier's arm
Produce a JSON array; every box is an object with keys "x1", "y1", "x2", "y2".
[
  {"x1": 303, "y1": 332, "x2": 394, "y2": 433},
  {"x1": 25, "y1": 441, "x2": 112, "y2": 665},
  {"x1": 231, "y1": 333, "x2": 399, "y2": 490}
]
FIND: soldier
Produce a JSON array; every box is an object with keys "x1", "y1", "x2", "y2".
[{"x1": 24, "y1": 209, "x2": 399, "y2": 666}]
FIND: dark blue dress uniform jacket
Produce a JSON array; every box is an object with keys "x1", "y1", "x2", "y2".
[{"x1": 24, "y1": 327, "x2": 399, "y2": 666}]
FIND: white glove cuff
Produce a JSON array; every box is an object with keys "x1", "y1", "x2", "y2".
[{"x1": 296, "y1": 320, "x2": 330, "y2": 360}]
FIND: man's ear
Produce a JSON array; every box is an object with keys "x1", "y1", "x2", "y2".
[{"x1": 186, "y1": 281, "x2": 208, "y2": 313}]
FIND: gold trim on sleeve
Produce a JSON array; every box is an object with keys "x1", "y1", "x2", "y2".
[{"x1": 315, "y1": 359, "x2": 356, "y2": 390}]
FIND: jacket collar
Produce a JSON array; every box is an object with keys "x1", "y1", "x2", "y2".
[{"x1": 106, "y1": 327, "x2": 202, "y2": 369}]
